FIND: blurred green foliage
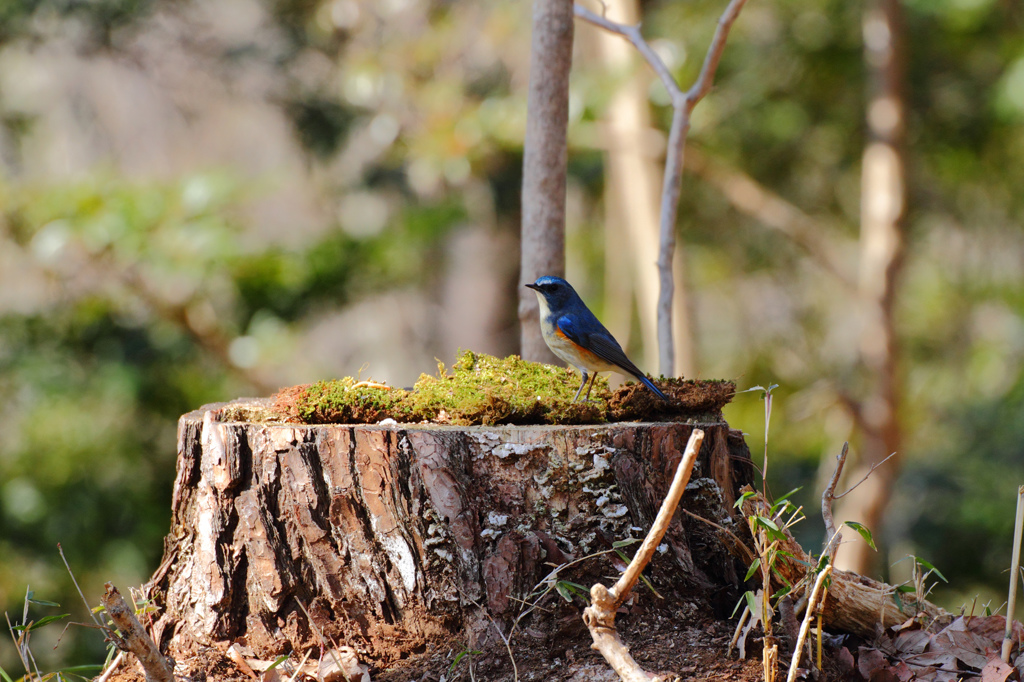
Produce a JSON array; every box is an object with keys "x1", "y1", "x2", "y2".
[
  {"x1": 0, "y1": 172, "x2": 472, "y2": 669},
  {"x1": 1, "y1": 0, "x2": 1023, "y2": 674}
]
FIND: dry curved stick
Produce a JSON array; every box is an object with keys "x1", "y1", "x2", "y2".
[
  {"x1": 582, "y1": 428, "x2": 705, "y2": 681},
  {"x1": 786, "y1": 565, "x2": 832, "y2": 682}
]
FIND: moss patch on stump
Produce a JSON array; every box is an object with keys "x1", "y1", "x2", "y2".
[{"x1": 264, "y1": 350, "x2": 735, "y2": 426}]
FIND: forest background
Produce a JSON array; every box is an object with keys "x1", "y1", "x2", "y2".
[{"x1": 1, "y1": 0, "x2": 1023, "y2": 672}]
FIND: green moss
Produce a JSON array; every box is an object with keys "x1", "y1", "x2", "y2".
[
  {"x1": 271, "y1": 350, "x2": 734, "y2": 426},
  {"x1": 294, "y1": 377, "x2": 414, "y2": 423},
  {"x1": 408, "y1": 350, "x2": 605, "y2": 425}
]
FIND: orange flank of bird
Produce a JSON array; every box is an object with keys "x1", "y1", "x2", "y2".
[{"x1": 554, "y1": 326, "x2": 611, "y2": 370}]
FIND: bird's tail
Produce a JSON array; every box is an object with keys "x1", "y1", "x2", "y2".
[{"x1": 635, "y1": 374, "x2": 669, "y2": 401}]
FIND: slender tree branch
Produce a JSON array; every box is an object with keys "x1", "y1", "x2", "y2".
[
  {"x1": 614, "y1": 428, "x2": 704, "y2": 603},
  {"x1": 1002, "y1": 485, "x2": 1024, "y2": 663},
  {"x1": 822, "y1": 445, "x2": 895, "y2": 561},
  {"x1": 834, "y1": 451, "x2": 896, "y2": 500},
  {"x1": 576, "y1": 0, "x2": 749, "y2": 376},
  {"x1": 573, "y1": 6, "x2": 683, "y2": 101},
  {"x1": 821, "y1": 442, "x2": 849, "y2": 560},
  {"x1": 655, "y1": 107, "x2": 687, "y2": 376},
  {"x1": 684, "y1": 0, "x2": 748, "y2": 110},
  {"x1": 95, "y1": 652, "x2": 125, "y2": 682},
  {"x1": 101, "y1": 583, "x2": 173, "y2": 682}
]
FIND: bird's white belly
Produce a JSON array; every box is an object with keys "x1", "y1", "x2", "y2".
[{"x1": 536, "y1": 299, "x2": 615, "y2": 373}]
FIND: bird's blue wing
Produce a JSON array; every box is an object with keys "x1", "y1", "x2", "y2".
[
  {"x1": 557, "y1": 316, "x2": 669, "y2": 401},
  {"x1": 586, "y1": 334, "x2": 647, "y2": 378},
  {"x1": 556, "y1": 315, "x2": 642, "y2": 377},
  {"x1": 553, "y1": 314, "x2": 588, "y2": 348}
]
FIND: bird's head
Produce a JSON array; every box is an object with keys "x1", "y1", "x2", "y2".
[{"x1": 526, "y1": 276, "x2": 578, "y2": 309}]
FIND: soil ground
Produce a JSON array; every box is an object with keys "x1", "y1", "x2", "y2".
[
  {"x1": 374, "y1": 603, "x2": 769, "y2": 682},
  {"x1": 108, "y1": 598, "x2": 777, "y2": 682}
]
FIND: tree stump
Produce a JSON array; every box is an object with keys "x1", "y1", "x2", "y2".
[{"x1": 146, "y1": 399, "x2": 755, "y2": 675}]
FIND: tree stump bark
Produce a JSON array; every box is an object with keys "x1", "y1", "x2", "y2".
[{"x1": 146, "y1": 399, "x2": 754, "y2": 673}]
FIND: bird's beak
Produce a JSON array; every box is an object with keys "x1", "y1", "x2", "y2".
[{"x1": 525, "y1": 283, "x2": 540, "y2": 291}]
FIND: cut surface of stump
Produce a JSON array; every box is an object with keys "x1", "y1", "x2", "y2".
[{"x1": 145, "y1": 398, "x2": 755, "y2": 678}]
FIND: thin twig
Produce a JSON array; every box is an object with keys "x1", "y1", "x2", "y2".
[
  {"x1": 294, "y1": 598, "x2": 360, "y2": 682},
  {"x1": 684, "y1": 0, "x2": 751, "y2": 110},
  {"x1": 681, "y1": 508, "x2": 756, "y2": 565},
  {"x1": 516, "y1": 546, "x2": 623, "y2": 626},
  {"x1": 289, "y1": 648, "x2": 312, "y2": 682},
  {"x1": 95, "y1": 651, "x2": 125, "y2": 682},
  {"x1": 573, "y1": 6, "x2": 682, "y2": 101},
  {"x1": 834, "y1": 451, "x2": 897, "y2": 499},
  {"x1": 6, "y1": 609, "x2": 34, "y2": 679},
  {"x1": 728, "y1": 605, "x2": 751, "y2": 657},
  {"x1": 58, "y1": 544, "x2": 105, "y2": 630},
  {"x1": 1002, "y1": 485, "x2": 1024, "y2": 663},
  {"x1": 786, "y1": 565, "x2": 832, "y2": 682},
  {"x1": 821, "y1": 442, "x2": 848, "y2": 560},
  {"x1": 575, "y1": 0, "x2": 749, "y2": 376},
  {"x1": 762, "y1": 388, "x2": 773, "y2": 492},
  {"x1": 455, "y1": 587, "x2": 520, "y2": 682}
]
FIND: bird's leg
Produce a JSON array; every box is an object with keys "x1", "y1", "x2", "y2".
[
  {"x1": 572, "y1": 371, "x2": 589, "y2": 402},
  {"x1": 583, "y1": 372, "x2": 599, "y2": 402}
]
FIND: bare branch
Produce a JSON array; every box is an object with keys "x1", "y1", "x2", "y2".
[
  {"x1": 820, "y1": 446, "x2": 896, "y2": 561},
  {"x1": 100, "y1": 583, "x2": 173, "y2": 682},
  {"x1": 835, "y1": 451, "x2": 896, "y2": 500},
  {"x1": 96, "y1": 652, "x2": 125, "y2": 682},
  {"x1": 58, "y1": 543, "x2": 105, "y2": 631},
  {"x1": 654, "y1": 107, "x2": 687, "y2": 377},
  {"x1": 681, "y1": 507, "x2": 757, "y2": 566},
  {"x1": 821, "y1": 442, "x2": 849, "y2": 557},
  {"x1": 575, "y1": 0, "x2": 749, "y2": 376},
  {"x1": 615, "y1": 428, "x2": 703, "y2": 602},
  {"x1": 573, "y1": 5, "x2": 682, "y2": 101},
  {"x1": 684, "y1": 0, "x2": 749, "y2": 110}
]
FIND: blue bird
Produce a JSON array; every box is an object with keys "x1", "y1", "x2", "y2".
[{"x1": 526, "y1": 276, "x2": 669, "y2": 403}]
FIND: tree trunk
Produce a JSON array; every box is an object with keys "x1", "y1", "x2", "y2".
[
  {"x1": 145, "y1": 400, "x2": 754, "y2": 674},
  {"x1": 519, "y1": 0, "x2": 573, "y2": 364}
]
